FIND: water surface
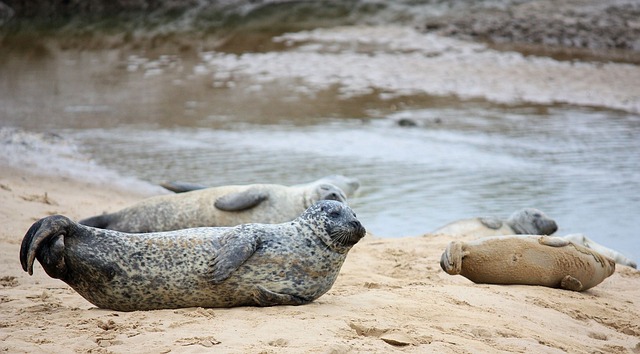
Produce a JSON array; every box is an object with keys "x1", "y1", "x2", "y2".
[{"x1": 1, "y1": 26, "x2": 638, "y2": 263}]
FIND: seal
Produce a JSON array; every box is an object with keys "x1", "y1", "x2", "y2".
[
  {"x1": 440, "y1": 235, "x2": 615, "y2": 291},
  {"x1": 20, "y1": 200, "x2": 366, "y2": 311},
  {"x1": 563, "y1": 233, "x2": 636, "y2": 269},
  {"x1": 79, "y1": 182, "x2": 348, "y2": 233},
  {"x1": 432, "y1": 208, "x2": 558, "y2": 237},
  {"x1": 160, "y1": 174, "x2": 361, "y2": 198}
]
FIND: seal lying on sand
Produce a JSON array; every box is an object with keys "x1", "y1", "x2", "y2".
[
  {"x1": 432, "y1": 208, "x2": 558, "y2": 237},
  {"x1": 80, "y1": 182, "x2": 347, "y2": 233},
  {"x1": 440, "y1": 235, "x2": 615, "y2": 291},
  {"x1": 161, "y1": 175, "x2": 361, "y2": 198},
  {"x1": 20, "y1": 200, "x2": 366, "y2": 311},
  {"x1": 563, "y1": 233, "x2": 636, "y2": 269}
]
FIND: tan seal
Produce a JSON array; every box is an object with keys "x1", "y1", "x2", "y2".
[
  {"x1": 432, "y1": 208, "x2": 558, "y2": 237},
  {"x1": 440, "y1": 235, "x2": 615, "y2": 291},
  {"x1": 79, "y1": 181, "x2": 348, "y2": 233}
]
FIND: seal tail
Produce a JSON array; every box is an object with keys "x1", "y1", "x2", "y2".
[
  {"x1": 20, "y1": 215, "x2": 72, "y2": 278},
  {"x1": 78, "y1": 214, "x2": 112, "y2": 229}
]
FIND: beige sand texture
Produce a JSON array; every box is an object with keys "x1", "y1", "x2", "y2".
[{"x1": 1, "y1": 166, "x2": 639, "y2": 353}]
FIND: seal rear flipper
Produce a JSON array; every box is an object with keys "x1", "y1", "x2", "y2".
[
  {"x1": 208, "y1": 226, "x2": 261, "y2": 283},
  {"x1": 252, "y1": 285, "x2": 309, "y2": 306},
  {"x1": 560, "y1": 275, "x2": 583, "y2": 291},
  {"x1": 440, "y1": 241, "x2": 465, "y2": 275},
  {"x1": 78, "y1": 213, "x2": 113, "y2": 229},
  {"x1": 214, "y1": 188, "x2": 269, "y2": 211},
  {"x1": 160, "y1": 181, "x2": 207, "y2": 193},
  {"x1": 20, "y1": 215, "x2": 73, "y2": 278}
]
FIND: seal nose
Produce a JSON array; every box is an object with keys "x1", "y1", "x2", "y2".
[
  {"x1": 538, "y1": 219, "x2": 558, "y2": 235},
  {"x1": 350, "y1": 220, "x2": 366, "y2": 239}
]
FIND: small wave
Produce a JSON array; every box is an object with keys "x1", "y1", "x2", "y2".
[{"x1": 0, "y1": 127, "x2": 163, "y2": 195}]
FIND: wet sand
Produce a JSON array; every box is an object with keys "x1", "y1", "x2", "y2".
[{"x1": 1, "y1": 166, "x2": 639, "y2": 353}]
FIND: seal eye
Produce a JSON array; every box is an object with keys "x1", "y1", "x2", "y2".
[{"x1": 321, "y1": 203, "x2": 342, "y2": 218}]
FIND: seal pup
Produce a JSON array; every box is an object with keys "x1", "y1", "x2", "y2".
[
  {"x1": 161, "y1": 175, "x2": 361, "y2": 198},
  {"x1": 563, "y1": 233, "x2": 636, "y2": 269},
  {"x1": 20, "y1": 200, "x2": 366, "y2": 311},
  {"x1": 440, "y1": 235, "x2": 615, "y2": 291},
  {"x1": 432, "y1": 208, "x2": 558, "y2": 237},
  {"x1": 79, "y1": 182, "x2": 347, "y2": 233}
]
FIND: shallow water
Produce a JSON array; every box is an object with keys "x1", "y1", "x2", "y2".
[{"x1": 1, "y1": 26, "x2": 639, "y2": 263}]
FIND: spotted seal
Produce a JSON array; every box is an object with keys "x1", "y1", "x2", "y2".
[
  {"x1": 440, "y1": 235, "x2": 615, "y2": 291},
  {"x1": 20, "y1": 200, "x2": 366, "y2": 311},
  {"x1": 432, "y1": 208, "x2": 558, "y2": 237},
  {"x1": 79, "y1": 181, "x2": 348, "y2": 233},
  {"x1": 563, "y1": 233, "x2": 636, "y2": 269},
  {"x1": 160, "y1": 175, "x2": 361, "y2": 197}
]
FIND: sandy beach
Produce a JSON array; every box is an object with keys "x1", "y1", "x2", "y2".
[{"x1": 1, "y1": 165, "x2": 638, "y2": 353}]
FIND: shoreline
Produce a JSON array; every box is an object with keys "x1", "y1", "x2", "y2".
[{"x1": 1, "y1": 164, "x2": 639, "y2": 353}]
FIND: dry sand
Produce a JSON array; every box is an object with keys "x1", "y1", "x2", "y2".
[{"x1": 1, "y1": 166, "x2": 639, "y2": 353}]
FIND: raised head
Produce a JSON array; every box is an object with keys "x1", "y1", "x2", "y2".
[{"x1": 300, "y1": 200, "x2": 366, "y2": 253}]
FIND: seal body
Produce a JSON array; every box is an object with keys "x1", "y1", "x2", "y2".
[
  {"x1": 20, "y1": 200, "x2": 366, "y2": 311},
  {"x1": 79, "y1": 182, "x2": 347, "y2": 233},
  {"x1": 440, "y1": 235, "x2": 615, "y2": 291},
  {"x1": 162, "y1": 175, "x2": 361, "y2": 198},
  {"x1": 433, "y1": 208, "x2": 558, "y2": 237}
]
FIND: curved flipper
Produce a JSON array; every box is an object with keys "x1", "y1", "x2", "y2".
[
  {"x1": 560, "y1": 275, "x2": 583, "y2": 291},
  {"x1": 440, "y1": 241, "x2": 465, "y2": 275},
  {"x1": 252, "y1": 285, "x2": 309, "y2": 306},
  {"x1": 20, "y1": 215, "x2": 73, "y2": 278},
  {"x1": 207, "y1": 226, "x2": 260, "y2": 283},
  {"x1": 214, "y1": 188, "x2": 270, "y2": 211}
]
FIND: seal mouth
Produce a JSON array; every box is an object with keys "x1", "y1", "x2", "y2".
[{"x1": 333, "y1": 221, "x2": 366, "y2": 247}]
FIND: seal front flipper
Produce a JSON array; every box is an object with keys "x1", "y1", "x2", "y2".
[
  {"x1": 478, "y1": 217, "x2": 503, "y2": 230},
  {"x1": 538, "y1": 236, "x2": 571, "y2": 247},
  {"x1": 208, "y1": 226, "x2": 261, "y2": 283},
  {"x1": 20, "y1": 215, "x2": 74, "y2": 278},
  {"x1": 160, "y1": 181, "x2": 207, "y2": 193},
  {"x1": 214, "y1": 188, "x2": 270, "y2": 211},
  {"x1": 252, "y1": 285, "x2": 309, "y2": 306},
  {"x1": 560, "y1": 275, "x2": 583, "y2": 291}
]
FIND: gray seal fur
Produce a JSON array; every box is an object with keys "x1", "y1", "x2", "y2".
[
  {"x1": 432, "y1": 208, "x2": 558, "y2": 237},
  {"x1": 79, "y1": 182, "x2": 347, "y2": 233},
  {"x1": 20, "y1": 200, "x2": 366, "y2": 311}
]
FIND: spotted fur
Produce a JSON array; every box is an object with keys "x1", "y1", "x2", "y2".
[{"x1": 20, "y1": 200, "x2": 366, "y2": 311}]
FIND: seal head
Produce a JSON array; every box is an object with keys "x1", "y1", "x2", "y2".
[{"x1": 507, "y1": 208, "x2": 558, "y2": 235}]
